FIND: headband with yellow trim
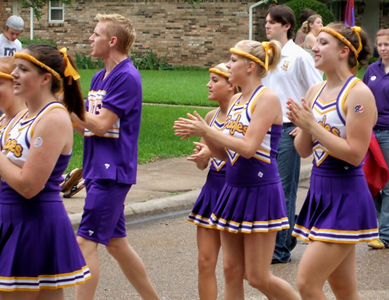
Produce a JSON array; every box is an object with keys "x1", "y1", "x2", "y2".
[
  {"x1": 318, "y1": 26, "x2": 362, "y2": 64},
  {"x1": 209, "y1": 68, "x2": 229, "y2": 78},
  {"x1": 0, "y1": 72, "x2": 13, "y2": 80},
  {"x1": 230, "y1": 43, "x2": 272, "y2": 72},
  {"x1": 14, "y1": 52, "x2": 61, "y2": 81},
  {"x1": 14, "y1": 49, "x2": 81, "y2": 84},
  {"x1": 230, "y1": 48, "x2": 267, "y2": 71}
]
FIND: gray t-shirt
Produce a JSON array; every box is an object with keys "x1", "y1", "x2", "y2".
[{"x1": 0, "y1": 34, "x2": 22, "y2": 57}]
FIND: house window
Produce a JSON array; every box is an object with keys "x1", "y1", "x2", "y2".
[{"x1": 49, "y1": 1, "x2": 64, "y2": 23}]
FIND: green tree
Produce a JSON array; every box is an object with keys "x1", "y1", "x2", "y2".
[{"x1": 285, "y1": 0, "x2": 335, "y2": 30}]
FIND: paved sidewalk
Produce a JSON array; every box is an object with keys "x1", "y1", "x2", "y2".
[{"x1": 65, "y1": 156, "x2": 313, "y2": 229}]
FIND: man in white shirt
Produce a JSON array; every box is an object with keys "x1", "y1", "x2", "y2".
[
  {"x1": 0, "y1": 15, "x2": 24, "y2": 57},
  {"x1": 262, "y1": 4, "x2": 323, "y2": 264}
]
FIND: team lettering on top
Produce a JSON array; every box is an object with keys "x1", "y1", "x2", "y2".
[
  {"x1": 317, "y1": 115, "x2": 340, "y2": 137},
  {"x1": 3, "y1": 138, "x2": 23, "y2": 157},
  {"x1": 223, "y1": 114, "x2": 248, "y2": 136}
]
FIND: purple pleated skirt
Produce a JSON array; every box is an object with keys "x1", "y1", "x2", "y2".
[
  {"x1": 0, "y1": 201, "x2": 91, "y2": 291},
  {"x1": 188, "y1": 169, "x2": 225, "y2": 228},
  {"x1": 292, "y1": 172, "x2": 379, "y2": 244},
  {"x1": 209, "y1": 181, "x2": 289, "y2": 234}
]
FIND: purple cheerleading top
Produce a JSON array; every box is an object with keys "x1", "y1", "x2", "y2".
[
  {"x1": 363, "y1": 58, "x2": 389, "y2": 130},
  {"x1": 83, "y1": 58, "x2": 142, "y2": 185},
  {"x1": 221, "y1": 85, "x2": 281, "y2": 187},
  {"x1": 310, "y1": 76, "x2": 364, "y2": 176},
  {"x1": 0, "y1": 103, "x2": 70, "y2": 204}
]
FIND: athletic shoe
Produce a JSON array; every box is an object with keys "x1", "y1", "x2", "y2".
[
  {"x1": 367, "y1": 240, "x2": 389, "y2": 249},
  {"x1": 271, "y1": 257, "x2": 291, "y2": 264}
]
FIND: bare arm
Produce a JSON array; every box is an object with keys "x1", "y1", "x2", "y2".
[
  {"x1": 0, "y1": 108, "x2": 73, "y2": 198},
  {"x1": 174, "y1": 89, "x2": 282, "y2": 159},
  {"x1": 71, "y1": 108, "x2": 118, "y2": 137},
  {"x1": 288, "y1": 82, "x2": 377, "y2": 166}
]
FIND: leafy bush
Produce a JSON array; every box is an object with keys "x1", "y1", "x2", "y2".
[
  {"x1": 74, "y1": 52, "x2": 97, "y2": 69},
  {"x1": 130, "y1": 48, "x2": 173, "y2": 70},
  {"x1": 19, "y1": 38, "x2": 57, "y2": 47},
  {"x1": 369, "y1": 56, "x2": 379, "y2": 65},
  {"x1": 285, "y1": 0, "x2": 335, "y2": 30}
]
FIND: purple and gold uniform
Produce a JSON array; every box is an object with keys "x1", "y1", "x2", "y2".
[
  {"x1": 0, "y1": 102, "x2": 91, "y2": 291},
  {"x1": 78, "y1": 58, "x2": 142, "y2": 245},
  {"x1": 188, "y1": 108, "x2": 227, "y2": 228},
  {"x1": 209, "y1": 86, "x2": 289, "y2": 233},
  {"x1": 292, "y1": 76, "x2": 379, "y2": 243}
]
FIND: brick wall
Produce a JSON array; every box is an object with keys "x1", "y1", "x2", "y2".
[{"x1": 0, "y1": 0, "x2": 270, "y2": 67}]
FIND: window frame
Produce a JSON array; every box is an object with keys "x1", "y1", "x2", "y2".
[{"x1": 49, "y1": 0, "x2": 65, "y2": 23}]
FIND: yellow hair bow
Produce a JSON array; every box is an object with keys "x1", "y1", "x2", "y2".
[
  {"x1": 59, "y1": 48, "x2": 80, "y2": 84},
  {"x1": 351, "y1": 26, "x2": 362, "y2": 54},
  {"x1": 261, "y1": 42, "x2": 273, "y2": 71}
]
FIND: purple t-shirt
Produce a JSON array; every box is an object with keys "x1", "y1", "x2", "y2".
[
  {"x1": 83, "y1": 58, "x2": 142, "y2": 184},
  {"x1": 363, "y1": 59, "x2": 389, "y2": 130}
]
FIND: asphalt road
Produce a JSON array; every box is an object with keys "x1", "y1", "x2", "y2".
[{"x1": 64, "y1": 216, "x2": 389, "y2": 299}]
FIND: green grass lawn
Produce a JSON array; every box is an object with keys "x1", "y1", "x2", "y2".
[
  {"x1": 78, "y1": 69, "x2": 214, "y2": 107},
  {"x1": 67, "y1": 105, "x2": 211, "y2": 171}
]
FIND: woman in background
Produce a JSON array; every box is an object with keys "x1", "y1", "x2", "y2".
[
  {"x1": 302, "y1": 14, "x2": 323, "y2": 57},
  {"x1": 363, "y1": 28, "x2": 389, "y2": 250},
  {"x1": 0, "y1": 56, "x2": 26, "y2": 143}
]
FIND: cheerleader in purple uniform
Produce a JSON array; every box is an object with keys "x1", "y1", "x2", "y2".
[
  {"x1": 187, "y1": 63, "x2": 237, "y2": 300},
  {"x1": 287, "y1": 23, "x2": 378, "y2": 299},
  {"x1": 175, "y1": 40, "x2": 300, "y2": 300},
  {"x1": 0, "y1": 44, "x2": 89, "y2": 299},
  {"x1": 0, "y1": 57, "x2": 26, "y2": 141}
]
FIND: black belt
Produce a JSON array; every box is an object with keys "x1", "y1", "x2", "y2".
[{"x1": 283, "y1": 122, "x2": 295, "y2": 128}]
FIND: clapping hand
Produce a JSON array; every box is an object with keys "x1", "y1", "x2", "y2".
[
  {"x1": 173, "y1": 111, "x2": 209, "y2": 140},
  {"x1": 286, "y1": 98, "x2": 316, "y2": 133}
]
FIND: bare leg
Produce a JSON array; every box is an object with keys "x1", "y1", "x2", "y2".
[
  {"x1": 243, "y1": 232, "x2": 300, "y2": 300},
  {"x1": 75, "y1": 237, "x2": 100, "y2": 300},
  {"x1": 197, "y1": 227, "x2": 221, "y2": 300},
  {"x1": 37, "y1": 289, "x2": 64, "y2": 300},
  {"x1": 220, "y1": 231, "x2": 245, "y2": 300},
  {"x1": 0, "y1": 289, "x2": 63, "y2": 300},
  {"x1": 297, "y1": 241, "x2": 356, "y2": 300},
  {"x1": 328, "y1": 247, "x2": 361, "y2": 300},
  {"x1": 106, "y1": 237, "x2": 160, "y2": 300}
]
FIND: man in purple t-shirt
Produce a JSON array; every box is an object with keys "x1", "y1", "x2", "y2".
[{"x1": 70, "y1": 14, "x2": 160, "y2": 300}]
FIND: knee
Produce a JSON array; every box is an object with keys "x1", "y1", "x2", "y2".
[
  {"x1": 198, "y1": 252, "x2": 218, "y2": 274},
  {"x1": 223, "y1": 261, "x2": 244, "y2": 283},
  {"x1": 246, "y1": 272, "x2": 271, "y2": 294},
  {"x1": 106, "y1": 238, "x2": 125, "y2": 257},
  {"x1": 77, "y1": 236, "x2": 97, "y2": 256},
  {"x1": 296, "y1": 276, "x2": 315, "y2": 298}
]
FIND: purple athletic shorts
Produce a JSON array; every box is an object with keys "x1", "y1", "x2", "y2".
[{"x1": 77, "y1": 179, "x2": 132, "y2": 245}]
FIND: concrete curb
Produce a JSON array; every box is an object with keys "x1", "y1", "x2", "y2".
[{"x1": 69, "y1": 164, "x2": 312, "y2": 229}]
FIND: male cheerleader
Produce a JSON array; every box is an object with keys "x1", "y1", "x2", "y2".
[{"x1": 70, "y1": 13, "x2": 161, "y2": 300}]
